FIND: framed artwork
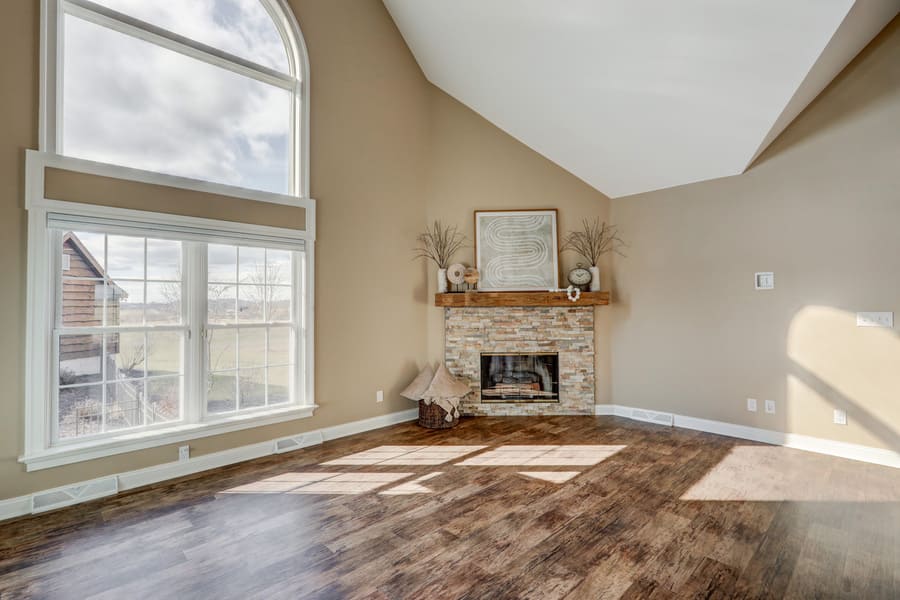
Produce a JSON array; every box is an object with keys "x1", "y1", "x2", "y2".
[{"x1": 475, "y1": 209, "x2": 559, "y2": 291}]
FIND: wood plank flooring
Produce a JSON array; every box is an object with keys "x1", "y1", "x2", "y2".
[{"x1": 1, "y1": 416, "x2": 898, "y2": 599}]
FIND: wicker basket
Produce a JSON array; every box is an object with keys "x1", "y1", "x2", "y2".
[{"x1": 418, "y1": 401, "x2": 459, "y2": 429}]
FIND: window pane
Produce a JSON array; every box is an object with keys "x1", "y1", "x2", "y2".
[
  {"x1": 148, "y1": 377, "x2": 181, "y2": 424},
  {"x1": 209, "y1": 285, "x2": 237, "y2": 324},
  {"x1": 106, "y1": 381, "x2": 146, "y2": 431},
  {"x1": 208, "y1": 245, "x2": 237, "y2": 283},
  {"x1": 208, "y1": 329, "x2": 237, "y2": 372},
  {"x1": 266, "y1": 249, "x2": 292, "y2": 284},
  {"x1": 59, "y1": 334, "x2": 103, "y2": 386},
  {"x1": 63, "y1": 231, "x2": 105, "y2": 276},
  {"x1": 268, "y1": 285, "x2": 292, "y2": 321},
  {"x1": 148, "y1": 332, "x2": 183, "y2": 377},
  {"x1": 88, "y1": 0, "x2": 291, "y2": 72},
  {"x1": 147, "y1": 239, "x2": 181, "y2": 280},
  {"x1": 208, "y1": 372, "x2": 237, "y2": 414},
  {"x1": 106, "y1": 235, "x2": 145, "y2": 280},
  {"x1": 61, "y1": 278, "x2": 104, "y2": 327},
  {"x1": 146, "y1": 282, "x2": 181, "y2": 325},
  {"x1": 239, "y1": 369, "x2": 266, "y2": 409},
  {"x1": 63, "y1": 15, "x2": 292, "y2": 194},
  {"x1": 239, "y1": 247, "x2": 266, "y2": 283},
  {"x1": 267, "y1": 366, "x2": 290, "y2": 405},
  {"x1": 58, "y1": 385, "x2": 103, "y2": 439},
  {"x1": 116, "y1": 281, "x2": 146, "y2": 326},
  {"x1": 267, "y1": 327, "x2": 291, "y2": 366},
  {"x1": 239, "y1": 328, "x2": 267, "y2": 368},
  {"x1": 108, "y1": 332, "x2": 145, "y2": 380},
  {"x1": 238, "y1": 286, "x2": 264, "y2": 322}
]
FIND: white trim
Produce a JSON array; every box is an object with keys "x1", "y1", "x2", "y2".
[
  {"x1": 0, "y1": 496, "x2": 33, "y2": 523},
  {"x1": 2, "y1": 408, "x2": 419, "y2": 522},
  {"x1": 21, "y1": 405, "x2": 318, "y2": 471},
  {"x1": 595, "y1": 404, "x2": 900, "y2": 469},
  {"x1": 320, "y1": 408, "x2": 419, "y2": 441},
  {"x1": 28, "y1": 150, "x2": 316, "y2": 213}
]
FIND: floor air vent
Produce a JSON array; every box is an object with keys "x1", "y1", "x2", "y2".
[
  {"x1": 629, "y1": 408, "x2": 675, "y2": 426},
  {"x1": 273, "y1": 431, "x2": 324, "y2": 454},
  {"x1": 31, "y1": 476, "x2": 118, "y2": 513}
]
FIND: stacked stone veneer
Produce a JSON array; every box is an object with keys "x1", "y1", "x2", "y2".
[{"x1": 444, "y1": 306, "x2": 595, "y2": 416}]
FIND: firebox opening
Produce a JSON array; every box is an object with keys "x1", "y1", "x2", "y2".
[{"x1": 480, "y1": 352, "x2": 559, "y2": 403}]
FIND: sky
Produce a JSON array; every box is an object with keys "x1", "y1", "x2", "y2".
[{"x1": 62, "y1": 1, "x2": 294, "y2": 194}]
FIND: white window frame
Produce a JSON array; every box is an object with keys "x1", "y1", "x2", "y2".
[
  {"x1": 40, "y1": 0, "x2": 311, "y2": 200},
  {"x1": 22, "y1": 196, "x2": 317, "y2": 471}
]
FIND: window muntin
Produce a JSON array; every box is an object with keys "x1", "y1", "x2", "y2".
[
  {"x1": 88, "y1": 0, "x2": 291, "y2": 72},
  {"x1": 206, "y1": 244, "x2": 296, "y2": 415},
  {"x1": 56, "y1": 231, "x2": 186, "y2": 441},
  {"x1": 51, "y1": 227, "x2": 305, "y2": 445},
  {"x1": 62, "y1": 14, "x2": 293, "y2": 194}
]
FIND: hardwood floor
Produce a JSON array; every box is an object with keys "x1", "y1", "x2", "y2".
[{"x1": 1, "y1": 416, "x2": 898, "y2": 599}]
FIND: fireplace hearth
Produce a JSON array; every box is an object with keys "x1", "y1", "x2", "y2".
[{"x1": 480, "y1": 353, "x2": 559, "y2": 402}]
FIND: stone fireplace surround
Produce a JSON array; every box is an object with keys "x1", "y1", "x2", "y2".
[{"x1": 444, "y1": 306, "x2": 595, "y2": 416}]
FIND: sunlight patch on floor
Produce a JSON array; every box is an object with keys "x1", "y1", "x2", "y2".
[
  {"x1": 322, "y1": 445, "x2": 487, "y2": 466},
  {"x1": 379, "y1": 472, "x2": 444, "y2": 495},
  {"x1": 222, "y1": 472, "x2": 414, "y2": 495},
  {"x1": 457, "y1": 445, "x2": 625, "y2": 466},
  {"x1": 681, "y1": 446, "x2": 900, "y2": 502},
  {"x1": 518, "y1": 471, "x2": 580, "y2": 483}
]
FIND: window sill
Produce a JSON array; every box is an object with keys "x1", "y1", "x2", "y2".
[{"x1": 19, "y1": 404, "x2": 318, "y2": 471}]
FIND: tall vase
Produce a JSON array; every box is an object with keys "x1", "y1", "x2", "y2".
[
  {"x1": 589, "y1": 266, "x2": 600, "y2": 292},
  {"x1": 437, "y1": 268, "x2": 448, "y2": 294}
]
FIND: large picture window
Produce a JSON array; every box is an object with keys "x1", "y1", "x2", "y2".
[
  {"x1": 44, "y1": 0, "x2": 308, "y2": 196},
  {"x1": 23, "y1": 202, "x2": 314, "y2": 469}
]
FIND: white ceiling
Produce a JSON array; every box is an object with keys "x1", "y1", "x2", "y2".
[{"x1": 384, "y1": 1, "x2": 899, "y2": 198}]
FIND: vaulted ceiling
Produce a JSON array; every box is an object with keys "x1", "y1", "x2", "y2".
[{"x1": 384, "y1": 1, "x2": 900, "y2": 198}]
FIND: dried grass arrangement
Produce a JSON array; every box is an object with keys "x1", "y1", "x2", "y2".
[
  {"x1": 560, "y1": 218, "x2": 626, "y2": 266},
  {"x1": 413, "y1": 220, "x2": 467, "y2": 269}
]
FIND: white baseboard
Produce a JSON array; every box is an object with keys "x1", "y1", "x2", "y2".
[
  {"x1": 1, "y1": 408, "x2": 419, "y2": 522},
  {"x1": 595, "y1": 404, "x2": 900, "y2": 469}
]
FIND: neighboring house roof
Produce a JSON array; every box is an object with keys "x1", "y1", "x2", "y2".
[{"x1": 62, "y1": 233, "x2": 128, "y2": 298}]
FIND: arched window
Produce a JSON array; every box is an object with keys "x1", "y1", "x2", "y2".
[{"x1": 43, "y1": 0, "x2": 309, "y2": 196}]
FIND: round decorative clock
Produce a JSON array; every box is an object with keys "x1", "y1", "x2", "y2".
[
  {"x1": 567, "y1": 264, "x2": 592, "y2": 290},
  {"x1": 447, "y1": 263, "x2": 466, "y2": 285}
]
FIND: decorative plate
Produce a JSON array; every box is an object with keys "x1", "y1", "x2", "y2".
[{"x1": 447, "y1": 263, "x2": 467, "y2": 285}]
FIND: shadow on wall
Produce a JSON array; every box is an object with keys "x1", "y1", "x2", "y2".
[{"x1": 787, "y1": 305, "x2": 900, "y2": 452}]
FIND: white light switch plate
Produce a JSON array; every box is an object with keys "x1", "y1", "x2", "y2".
[
  {"x1": 833, "y1": 409, "x2": 847, "y2": 425},
  {"x1": 754, "y1": 272, "x2": 774, "y2": 290},
  {"x1": 747, "y1": 398, "x2": 757, "y2": 412},
  {"x1": 764, "y1": 400, "x2": 776, "y2": 414},
  {"x1": 376, "y1": 390, "x2": 384, "y2": 403},
  {"x1": 856, "y1": 312, "x2": 893, "y2": 328}
]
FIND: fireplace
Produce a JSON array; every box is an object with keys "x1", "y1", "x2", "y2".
[{"x1": 480, "y1": 352, "x2": 559, "y2": 402}]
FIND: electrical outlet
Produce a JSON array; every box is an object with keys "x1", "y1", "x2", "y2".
[
  {"x1": 764, "y1": 400, "x2": 776, "y2": 414},
  {"x1": 856, "y1": 312, "x2": 893, "y2": 328},
  {"x1": 833, "y1": 409, "x2": 847, "y2": 425},
  {"x1": 178, "y1": 445, "x2": 190, "y2": 461},
  {"x1": 376, "y1": 390, "x2": 384, "y2": 403},
  {"x1": 747, "y1": 398, "x2": 757, "y2": 412}
]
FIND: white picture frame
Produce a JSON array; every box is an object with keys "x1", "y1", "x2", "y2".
[{"x1": 475, "y1": 209, "x2": 559, "y2": 291}]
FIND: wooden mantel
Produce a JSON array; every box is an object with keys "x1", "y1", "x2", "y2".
[{"x1": 434, "y1": 290, "x2": 609, "y2": 308}]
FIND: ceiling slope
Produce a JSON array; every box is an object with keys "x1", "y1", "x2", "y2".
[{"x1": 384, "y1": 1, "x2": 900, "y2": 198}]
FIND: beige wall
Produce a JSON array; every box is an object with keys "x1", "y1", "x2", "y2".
[
  {"x1": 424, "y1": 90, "x2": 613, "y2": 405},
  {"x1": 0, "y1": 0, "x2": 433, "y2": 499},
  {"x1": 610, "y1": 18, "x2": 900, "y2": 452}
]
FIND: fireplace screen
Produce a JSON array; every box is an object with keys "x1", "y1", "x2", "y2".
[{"x1": 480, "y1": 353, "x2": 559, "y2": 402}]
